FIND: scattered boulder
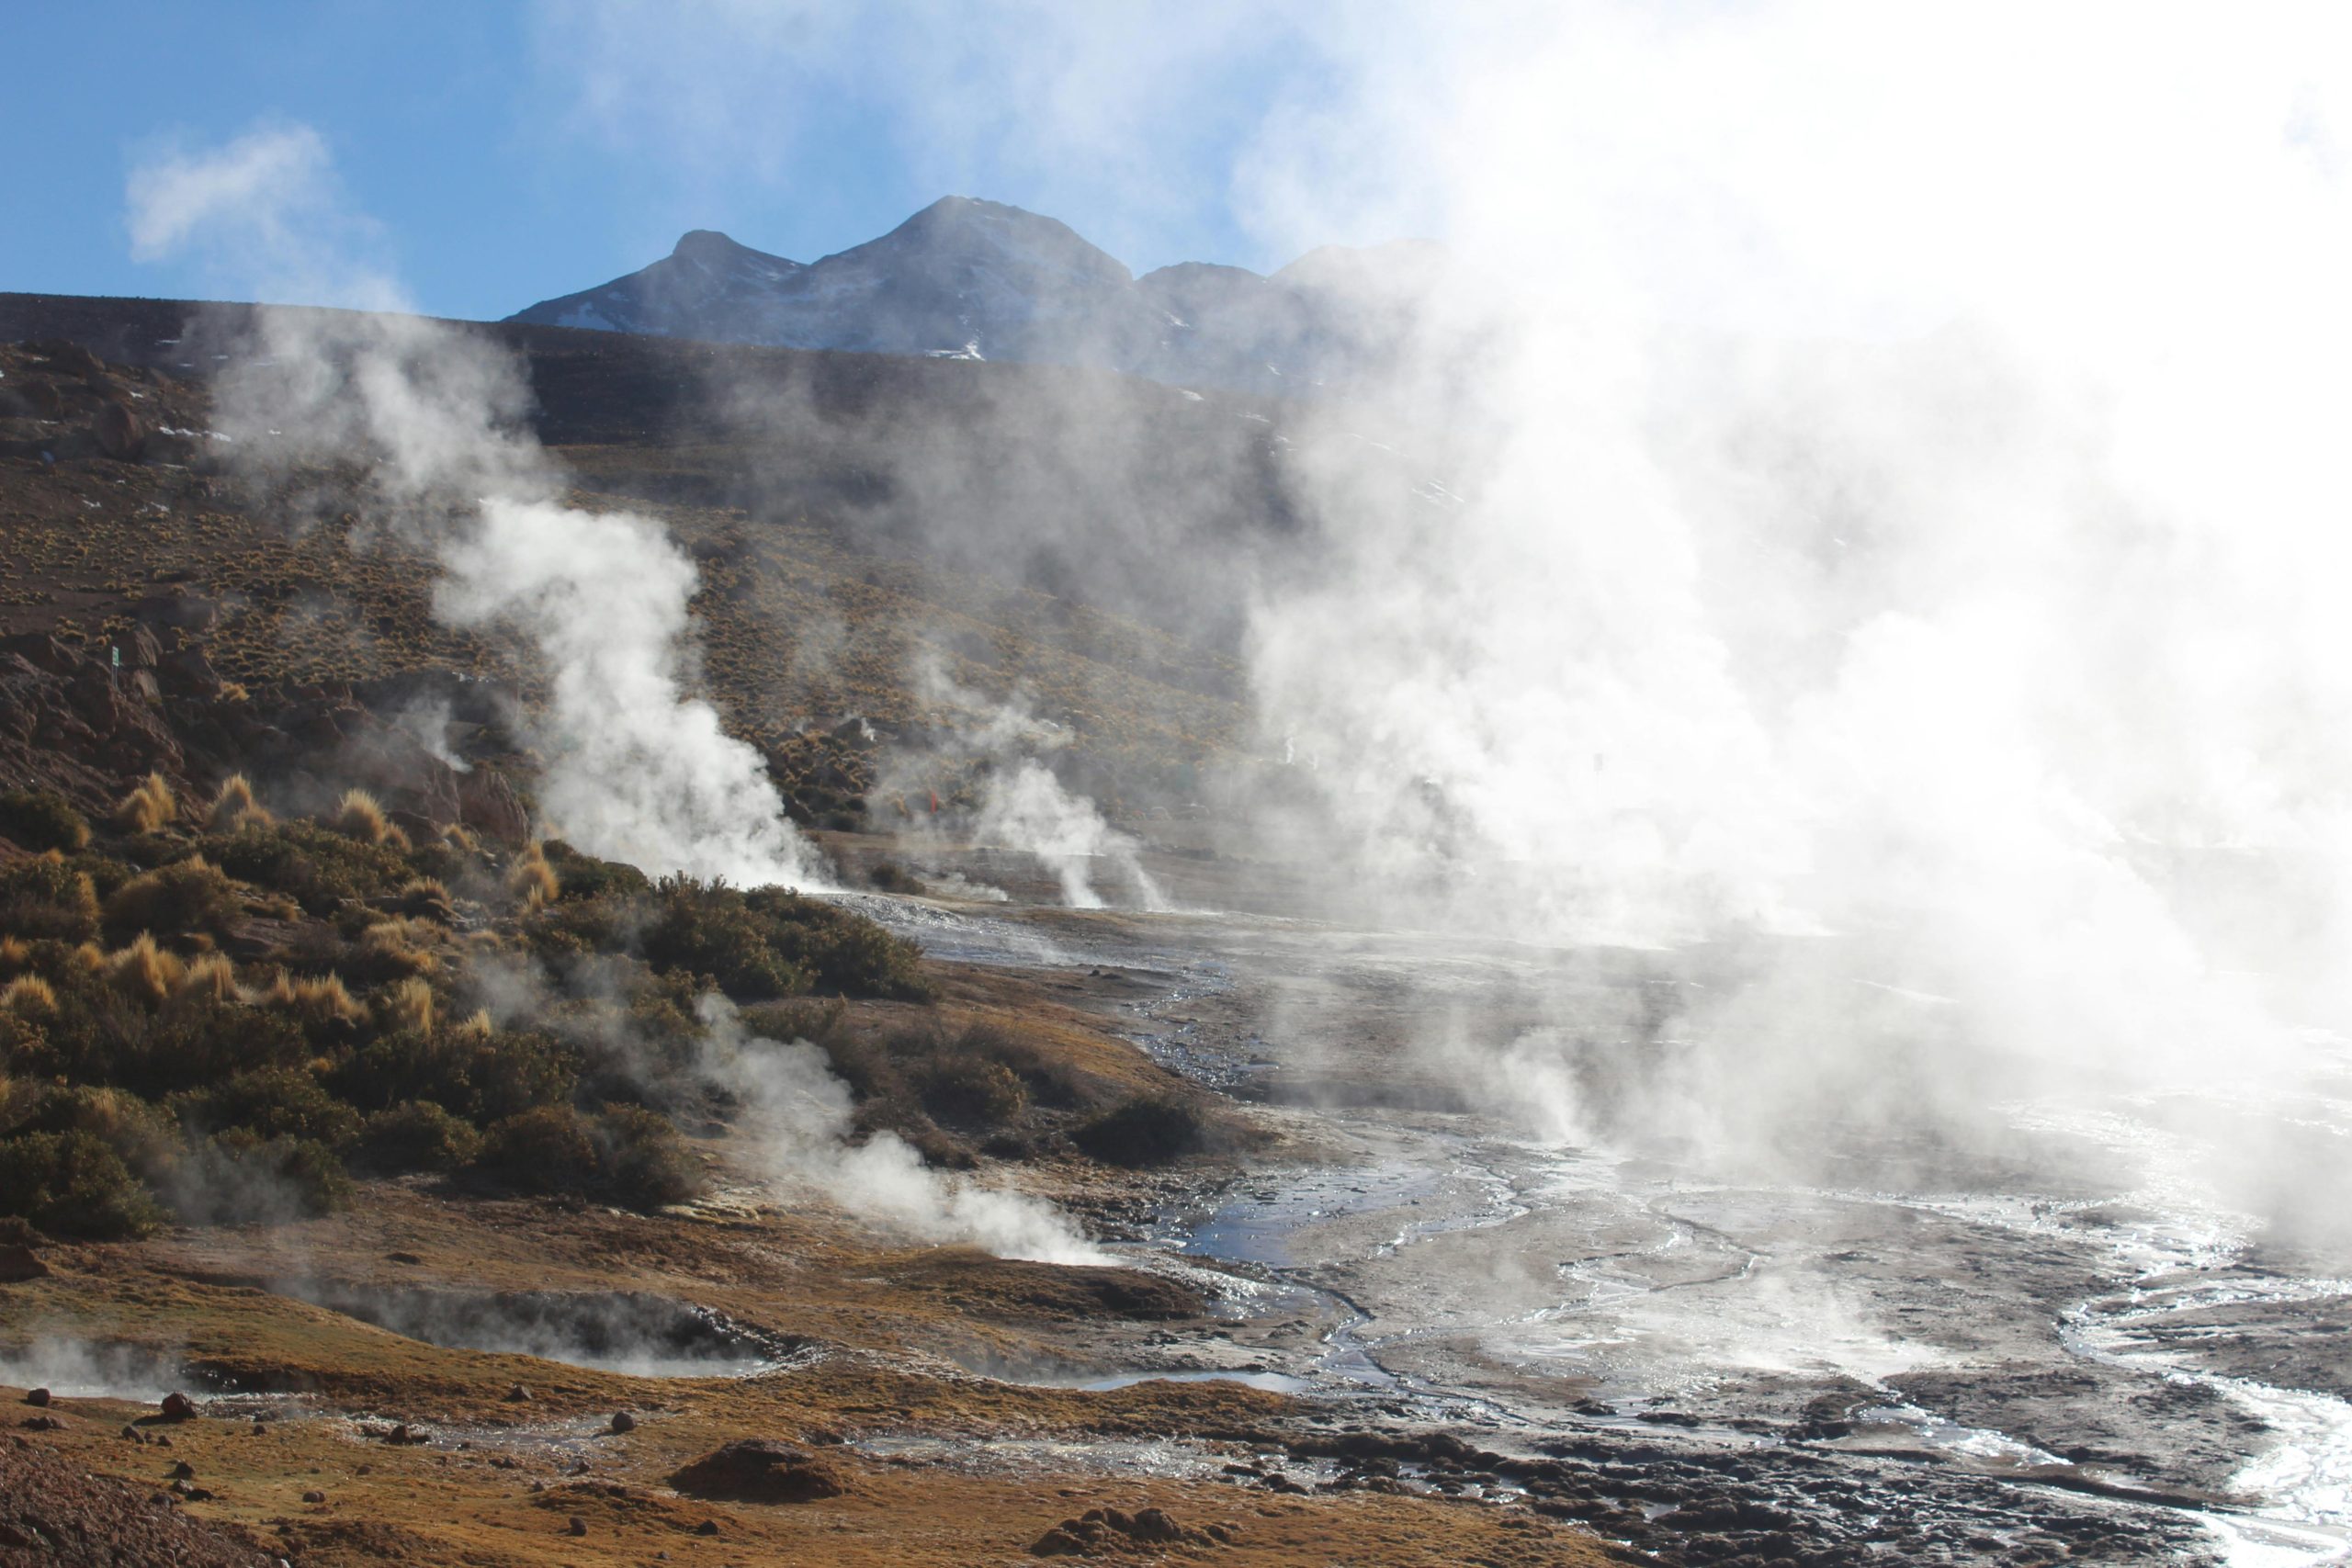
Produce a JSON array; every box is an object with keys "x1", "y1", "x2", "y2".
[
  {"x1": 301, "y1": 1490, "x2": 326, "y2": 1505},
  {"x1": 505, "y1": 1384, "x2": 532, "y2": 1404},
  {"x1": 668, "y1": 1438, "x2": 846, "y2": 1505},
  {"x1": 608, "y1": 1411, "x2": 636, "y2": 1435},
  {"x1": 566, "y1": 1516, "x2": 587, "y2": 1538},
  {"x1": 93, "y1": 398, "x2": 146, "y2": 461},
  {"x1": 21, "y1": 1391, "x2": 49, "y2": 1409},
  {"x1": 22, "y1": 1416, "x2": 63, "y2": 1432},
  {"x1": 158, "y1": 1393, "x2": 197, "y2": 1423}
]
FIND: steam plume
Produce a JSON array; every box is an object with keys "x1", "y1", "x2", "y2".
[{"x1": 125, "y1": 130, "x2": 827, "y2": 887}]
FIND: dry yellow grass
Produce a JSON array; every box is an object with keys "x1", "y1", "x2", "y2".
[
  {"x1": 449, "y1": 1006, "x2": 493, "y2": 1042},
  {"x1": 0, "y1": 973, "x2": 56, "y2": 1014},
  {"x1": 205, "y1": 772, "x2": 274, "y2": 831},
  {"x1": 262, "y1": 969, "x2": 365, "y2": 1029},
  {"x1": 506, "y1": 840, "x2": 559, "y2": 908},
  {"x1": 332, "y1": 787, "x2": 409, "y2": 849},
  {"x1": 377, "y1": 975, "x2": 435, "y2": 1035},
  {"x1": 175, "y1": 951, "x2": 239, "y2": 1004},
  {"x1": 0, "y1": 934, "x2": 28, "y2": 973},
  {"x1": 112, "y1": 772, "x2": 177, "y2": 834},
  {"x1": 394, "y1": 875, "x2": 454, "y2": 921},
  {"x1": 104, "y1": 933, "x2": 185, "y2": 1009}
]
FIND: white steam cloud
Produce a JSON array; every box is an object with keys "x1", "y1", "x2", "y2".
[
  {"x1": 537, "y1": 2, "x2": 2352, "y2": 1177},
  {"x1": 894, "y1": 658, "x2": 1169, "y2": 910},
  {"x1": 699, "y1": 995, "x2": 1102, "y2": 1263},
  {"x1": 125, "y1": 129, "x2": 828, "y2": 888}
]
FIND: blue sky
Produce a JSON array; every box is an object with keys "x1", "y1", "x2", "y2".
[{"x1": 5, "y1": 2, "x2": 1350, "y2": 321}]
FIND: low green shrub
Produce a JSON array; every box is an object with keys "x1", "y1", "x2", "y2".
[
  {"x1": 173, "y1": 1067, "x2": 363, "y2": 1151},
  {"x1": 476, "y1": 1104, "x2": 600, "y2": 1193},
  {"x1": 0, "y1": 1128, "x2": 165, "y2": 1238},
  {"x1": 208, "y1": 819, "x2": 413, "y2": 915},
  {"x1": 0, "y1": 789, "x2": 90, "y2": 853},
  {"x1": 171, "y1": 1130, "x2": 353, "y2": 1220},
  {"x1": 0, "y1": 855, "x2": 100, "y2": 943},
  {"x1": 353, "y1": 1100, "x2": 482, "y2": 1174},
  {"x1": 594, "y1": 1103, "x2": 704, "y2": 1207},
  {"x1": 103, "y1": 856, "x2": 243, "y2": 940},
  {"x1": 641, "y1": 876, "x2": 929, "y2": 1000},
  {"x1": 541, "y1": 841, "x2": 650, "y2": 902}
]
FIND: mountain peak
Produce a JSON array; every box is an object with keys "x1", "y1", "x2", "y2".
[{"x1": 509, "y1": 200, "x2": 1433, "y2": 394}]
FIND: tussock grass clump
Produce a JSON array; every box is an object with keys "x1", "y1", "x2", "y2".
[
  {"x1": 506, "y1": 841, "x2": 559, "y2": 909},
  {"x1": 175, "y1": 952, "x2": 239, "y2": 1005},
  {"x1": 346, "y1": 918, "x2": 440, "y2": 984},
  {"x1": 0, "y1": 974, "x2": 57, "y2": 1016},
  {"x1": 0, "y1": 788, "x2": 91, "y2": 852},
  {"x1": 113, "y1": 773, "x2": 177, "y2": 835},
  {"x1": 332, "y1": 788, "x2": 408, "y2": 850},
  {"x1": 262, "y1": 970, "x2": 366, "y2": 1032},
  {"x1": 0, "y1": 935, "x2": 30, "y2": 974},
  {"x1": 378, "y1": 976, "x2": 436, "y2": 1036},
  {"x1": 0, "y1": 853, "x2": 101, "y2": 943},
  {"x1": 449, "y1": 1007, "x2": 493, "y2": 1043},
  {"x1": 105, "y1": 934, "x2": 185, "y2": 1010},
  {"x1": 206, "y1": 773, "x2": 274, "y2": 832},
  {"x1": 101, "y1": 855, "x2": 242, "y2": 940}
]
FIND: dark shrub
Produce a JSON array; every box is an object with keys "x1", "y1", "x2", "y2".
[
  {"x1": 171, "y1": 1131, "x2": 353, "y2": 1221},
  {"x1": 353, "y1": 1100, "x2": 481, "y2": 1174},
  {"x1": 1070, "y1": 1096, "x2": 1204, "y2": 1168},
  {"x1": 102, "y1": 856, "x2": 243, "y2": 940},
  {"x1": 130, "y1": 995, "x2": 309, "y2": 1098},
  {"x1": 333, "y1": 1027, "x2": 575, "y2": 1122},
  {"x1": 523, "y1": 893, "x2": 632, "y2": 961},
  {"x1": 17, "y1": 1084, "x2": 182, "y2": 1185},
  {"x1": 0, "y1": 789, "x2": 90, "y2": 852},
  {"x1": 743, "y1": 886, "x2": 930, "y2": 999},
  {"x1": 477, "y1": 1104, "x2": 599, "y2": 1193},
  {"x1": 542, "y1": 841, "x2": 650, "y2": 902},
  {"x1": 916, "y1": 1056, "x2": 1027, "y2": 1130},
  {"x1": 0, "y1": 855, "x2": 100, "y2": 942},
  {"x1": 642, "y1": 876, "x2": 930, "y2": 1001},
  {"x1": 594, "y1": 1104, "x2": 704, "y2": 1207},
  {"x1": 0, "y1": 1129, "x2": 165, "y2": 1238},
  {"x1": 641, "y1": 876, "x2": 810, "y2": 998},
  {"x1": 864, "y1": 859, "x2": 923, "y2": 895},
  {"x1": 173, "y1": 1067, "x2": 362, "y2": 1150},
  {"x1": 465, "y1": 1029, "x2": 579, "y2": 1122},
  {"x1": 209, "y1": 819, "x2": 413, "y2": 915}
]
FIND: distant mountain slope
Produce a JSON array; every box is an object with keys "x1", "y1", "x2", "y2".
[{"x1": 508, "y1": 196, "x2": 1436, "y2": 395}]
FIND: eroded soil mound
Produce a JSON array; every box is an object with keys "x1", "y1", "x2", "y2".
[
  {"x1": 0, "y1": 1437, "x2": 275, "y2": 1565},
  {"x1": 669, "y1": 1438, "x2": 848, "y2": 1504}
]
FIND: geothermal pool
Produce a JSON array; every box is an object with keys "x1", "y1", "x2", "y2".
[{"x1": 874, "y1": 887, "x2": 2352, "y2": 1566}]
